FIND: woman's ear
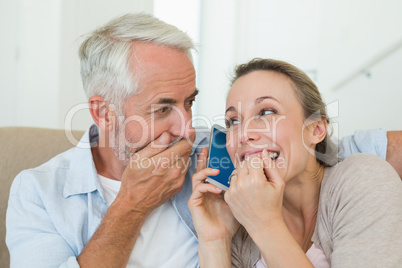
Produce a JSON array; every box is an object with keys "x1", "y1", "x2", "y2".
[
  {"x1": 311, "y1": 118, "x2": 327, "y2": 145},
  {"x1": 88, "y1": 96, "x2": 115, "y2": 132},
  {"x1": 303, "y1": 117, "x2": 327, "y2": 147}
]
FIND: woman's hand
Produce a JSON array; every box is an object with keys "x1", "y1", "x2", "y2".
[
  {"x1": 188, "y1": 148, "x2": 239, "y2": 243},
  {"x1": 188, "y1": 147, "x2": 239, "y2": 267},
  {"x1": 224, "y1": 149, "x2": 286, "y2": 236}
]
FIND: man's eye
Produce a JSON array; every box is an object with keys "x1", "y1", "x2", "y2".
[
  {"x1": 186, "y1": 99, "x2": 195, "y2": 107},
  {"x1": 156, "y1": 106, "x2": 171, "y2": 113}
]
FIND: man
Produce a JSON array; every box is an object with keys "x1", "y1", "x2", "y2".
[
  {"x1": 6, "y1": 13, "x2": 401, "y2": 268},
  {"x1": 7, "y1": 13, "x2": 205, "y2": 268}
]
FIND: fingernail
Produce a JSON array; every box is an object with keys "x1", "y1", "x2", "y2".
[
  {"x1": 262, "y1": 149, "x2": 268, "y2": 159},
  {"x1": 159, "y1": 132, "x2": 169, "y2": 144}
]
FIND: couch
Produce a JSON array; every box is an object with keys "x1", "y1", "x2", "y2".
[{"x1": 0, "y1": 127, "x2": 85, "y2": 267}]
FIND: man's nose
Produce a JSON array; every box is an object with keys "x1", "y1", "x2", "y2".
[{"x1": 169, "y1": 107, "x2": 194, "y2": 139}]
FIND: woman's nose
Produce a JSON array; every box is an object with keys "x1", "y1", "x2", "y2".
[{"x1": 240, "y1": 118, "x2": 262, "y2": 145}]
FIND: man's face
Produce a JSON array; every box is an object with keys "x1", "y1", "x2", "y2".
[{"x1": 112, "y1": 42, "x2": 197, "y2": 164}]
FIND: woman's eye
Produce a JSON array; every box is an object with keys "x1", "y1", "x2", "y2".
[
  {"x1": 260, "y1": 109, "x2": 276, "y2": 116},
  {"x1": 225, "y1": 118, "x2": 239, "y2": 128}
]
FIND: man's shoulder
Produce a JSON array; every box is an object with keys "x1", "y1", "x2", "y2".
[
  {"x1": 338, "y1": 129, "x2": 387, "y2": 159},
  {"x1": 194, "y1": 128, "x2": 210, "y2": 144},
  {"x1": 192, "y1": 128, "x2": 210, "y2": 153},
  {"x1": 9, "y1": 148, "x2": 76, "y2": 198}
]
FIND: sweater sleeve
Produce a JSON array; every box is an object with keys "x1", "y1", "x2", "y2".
[
  {"x1": 323, "y1": 154, "x2": 402, "y2": 267},
  {"x1": 231, "y1": 226, "x2": 260, "y2": 268}
]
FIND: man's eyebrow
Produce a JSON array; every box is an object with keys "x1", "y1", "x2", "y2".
[
  {"x1": 255, "y1": 96, "x2": 280, "y2": 104},
  {"x1": 186, "y1": 89, "x2": 199, "y2": 99},
  {"x1": 156, "y1": 98, "x2": 177, "y2": 105},
  {"x1": 155, "y1": 89, "x2": 199, "y2": 105}
]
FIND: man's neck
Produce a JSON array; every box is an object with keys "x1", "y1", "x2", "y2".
[{"x1": 91, "y1": 142, "x2": 126, "y2": 181}]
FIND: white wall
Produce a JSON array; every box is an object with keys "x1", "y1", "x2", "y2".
[
  {"x1": 317, "y1": 0, "x2": 402, "y2": 136},
  {"x1": 196, "y1": 0, "x2": 402, "y2": 137},
  {"x1": 197, "y1": 0, "x2": 319, "y2": 128},
  {"x1": 1, "y1": 0, "x2": 401, "y2": 137},
  {"x1": 196, "y1": 0, "x2": 239, "y2": 128},
  {"x1": 0, "y1": 0, "x2": 23, "y2": 127},
  {"x1": 0, "y1": 0, "x2": 61, "y2": 128},
  {"x1": 153, "y1": 0, "x2": 202, "y2": 123},
  {"x1": 0, "y1": 0, "x2": 153, "y2": 130},
  {"x1": 59, "y1": 0, "x2": 154, "y2": 130}
]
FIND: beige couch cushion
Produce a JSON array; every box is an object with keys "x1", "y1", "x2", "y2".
[{"x1": 0, "y1": 127, "x2": 85, "y2": 267}]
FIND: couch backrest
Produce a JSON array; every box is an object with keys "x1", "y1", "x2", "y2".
[{"x1": 0, "y1": 127, "x2": 85, "y2": 267}]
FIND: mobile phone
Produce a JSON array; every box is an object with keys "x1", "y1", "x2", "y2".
[{"x1": 205, "y1": 124, "x2": 235, "y2": 191}]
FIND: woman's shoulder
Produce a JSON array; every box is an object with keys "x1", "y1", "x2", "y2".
[
  {"x1": 319, "y1": 153, "x2": 401, "y2": 213},
  {"x1": 316, "y1": 154, "x2": 402, "y2": 266},
  {"x1": 323, "y1": 153, "x2": 399, "y2": 189},
  {"x1": 338, "y1": 152, "x2": 389, "y2": 169}
]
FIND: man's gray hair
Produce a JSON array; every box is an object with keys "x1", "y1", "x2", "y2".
[{"x1": 79, "y1": 13, "x2": 195, "y2": 114}]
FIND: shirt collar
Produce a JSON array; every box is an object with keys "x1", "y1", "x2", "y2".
[
  {"x1": 190, "y1": 128, "x2": 209, "y2": 156},
  {"x1": 63, "y1": 125, "x2": 102, "y2": 198}
]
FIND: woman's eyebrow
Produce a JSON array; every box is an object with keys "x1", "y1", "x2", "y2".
[
  {"x1": 255, "y1": 96, "x2": 280, "y2": 104},
  {"x1": 225, "y1": 106, "x2": 236, "y2": 114},
  {"x1": 225, "y1": 96, "x2": 280, "y2": 113}
]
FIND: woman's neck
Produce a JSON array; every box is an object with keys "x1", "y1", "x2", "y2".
[{"x1": 282, "y1": 159, "x2": 325, "y2": 252}]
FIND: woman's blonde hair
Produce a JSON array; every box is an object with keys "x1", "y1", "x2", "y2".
[{"x1": 231, "y1": 58, "x2": 337, "y2": 167}]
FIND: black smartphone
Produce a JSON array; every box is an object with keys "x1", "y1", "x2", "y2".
[{"x1": 205, "y1": 124, "x2": 235, "y2": 191}]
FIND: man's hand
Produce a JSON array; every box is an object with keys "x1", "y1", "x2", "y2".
[
  {"x1": 78, "y1": 132, "x2": 195, "y2": 268},
  {"x1": 116, "y1": 131, "x2": 195, "y2": 216},
  {"x1": 387, "y1": 131, "x2": 402, "y2": 179}
]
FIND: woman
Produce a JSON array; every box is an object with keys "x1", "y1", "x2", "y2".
[{"x1": 188, "y1": 58, "x2": 402, "y2": 267}]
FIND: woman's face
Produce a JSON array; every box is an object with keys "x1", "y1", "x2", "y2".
[{"x1": 225, "y1": 70, "x2": 315, "y2": 181}]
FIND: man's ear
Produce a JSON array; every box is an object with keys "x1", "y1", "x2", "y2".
[{"x1": 88, "y1": 96, "x2": 115, "y2": 132}]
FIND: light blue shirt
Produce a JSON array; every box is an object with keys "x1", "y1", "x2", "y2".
[
  {"x1": 6, "y1": 125, "x2": 209, "y2": 268},
  {"x1": 6, "y1": 126, "x2": 387, "y2": 267},
  {"x1": 338, "y1": 129, "x2": 387, "y2": 160}
]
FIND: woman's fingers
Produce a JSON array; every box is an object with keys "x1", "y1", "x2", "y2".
[
  {"x1": 192, "y1": 147, "x2": 219, "y2": 190},
  {"x1": 235, "y1": 155, "x2": 250, "y2": 184},
  {"x1": 195, "y1": 147, "x2": 209, "y2": 173},
  {"x1": 192, "y1": 182, "x2": 223, "y2": 200},
  {"x1": 192, "y1": 167, "x2": 220, "y2": 190},
  {"x1": 228, "y1": 169, "x2": 239, "y2": 186},
  {"x1": 189, "y1": 182, "x2": 223, "y2": 212},
  {"x1": 261, "y1": 149, "x2": 285, "y2": 188}
]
